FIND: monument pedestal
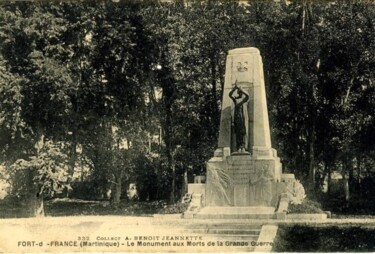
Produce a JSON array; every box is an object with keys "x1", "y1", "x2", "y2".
[{"x1": 205, "y1": 152, "x2": 282, "y2": 208}]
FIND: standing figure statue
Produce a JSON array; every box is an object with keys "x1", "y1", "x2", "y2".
[{"x1": 229, "y1": 81, "x2": 249, "y2": 152}]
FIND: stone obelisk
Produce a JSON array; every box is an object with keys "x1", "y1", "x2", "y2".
[
  {"x1": 218, "y1": 47, "x2": 273, "y2": 157},
  {"x1": 205, "y1": 47, "x2": 282, "y2": 207}
]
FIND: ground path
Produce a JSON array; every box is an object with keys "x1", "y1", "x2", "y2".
[{"x1": 2, "y1": 215, "x2": 375, "y2": 252}]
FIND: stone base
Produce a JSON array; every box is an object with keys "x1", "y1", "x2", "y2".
[
  {"x1": 231, "y1": 151, "x2": 251, "y2": 156},
  {"x1": 194, "y1": 206, "x2": 276, "y2": 219},
  {"x1": 206, "y1": 153, "x2": 282, "y2": 207},
  {"x1": 287, "y1": 213, "x2": 328, "y2": 220}
]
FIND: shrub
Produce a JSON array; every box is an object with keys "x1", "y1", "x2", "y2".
[
  {"x1": 288, "y1": 198, "x2": 324, "y2": 214},
  {"x1": 158, "y1": 202, "x2": 189, "y2": 214}
]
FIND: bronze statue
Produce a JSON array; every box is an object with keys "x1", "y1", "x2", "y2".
[{"x1": 229, "y1": 81, "x2": 249, "y2": 152}]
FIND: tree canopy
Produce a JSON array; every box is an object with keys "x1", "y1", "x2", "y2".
[{"x1": 0, "y1": 0, "x2": 374, "y2": 214}]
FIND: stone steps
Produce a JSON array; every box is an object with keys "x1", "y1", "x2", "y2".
[
  {"x1": 200, "y1": 234, "x2": 259, "y2": 241},
  {"x1": 194, "y1": 213, "x2": 275, "y2": 219},
  {"x1": 193, "y1": 206, "x2": 276, "y2": 219},
  {"x1": 185, "y1": 223, "x2": 263, "y2": 229},
  {"x1": 189, "y1": 228, "x2": 260, "y2": 236},
  {"x1": 183, "y1": 224, "x2": 262, "y2": 252}
]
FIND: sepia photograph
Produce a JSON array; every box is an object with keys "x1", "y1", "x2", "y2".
[{"x1": 0, "y1": 0, "x2": 374, "y2": 252}]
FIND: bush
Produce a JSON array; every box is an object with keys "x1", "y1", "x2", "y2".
[
  {"x1": 288, "y1": 198, "x2": 324, "y2": 214},
  {"x1": 157, "y1": 202, "x2": 189, "y2": 214},
  {"x1": 69, "y1": 181, "x2": 105, "y2": 200}
]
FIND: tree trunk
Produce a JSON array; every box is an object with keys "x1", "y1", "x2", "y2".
[
  {"x1": 170, "y1": 151, "x2": 176, "y2": 204},
  {"x1": 26, "y1": 172, "x2": 45, "y2": 217},
  {"x1": 349, "y1": 160, "x2": 354, "y2": 194},
  {"x1": 80, "y1": 156, "x2": 84, "y2": 182},
  {"x1": 68, "y1": 134, "x2": 77, "y2": 178},
  {"x1": 211, "y1": 55, "x2": 217, "y2": 104},
  {"x1": 357, "y1": 155, "x2": 362, "y2": 196},
  {"x1": 343, "y1": 174, "x2": 350, "y2": 202},
  {"x1": 164, "y1": 92, "x2": 175, "y2": 204},
  {"x1": 323, "y1": 163, "x2": 330, "y2": 194},
  {"x1": 113, "y1": 181, "x2": 122, "y2": 207},
  {"x1": 342, "y1": 160, "x2": 350, "y2": 204},
  {"x1": 65, "y1": 131, "x2": 77, "y2": 197},
  {"x1": 28, "y1": 133, "x2": 45, "y2": 217},
  {"x1": 160, "y1": 49, "x2": 176, "y2": 204},
  {"x1": 327, "y1": 169, "x2": 332, "y2": 195},
  {"x1": 218, "y1": 57, "x2": 225, "y2": 96},
  {"x1": 156, "y1": 127, "x2": 162, "y2": 199},
  {"x1": 308, "y1": 124, "x2": 316, "y2": 192},
  {"x1": 301, "y1": 1, "x2": 306, "y2": 33},
  {"x1": 181, "y1": 169, "x2": 188, "y2": 199},
  {"x1": 33, "y1": 192, "x2": 45, "y2": 217},
  {"x1": 111, "y1": 172, "x2": 123, "y2": 208}
]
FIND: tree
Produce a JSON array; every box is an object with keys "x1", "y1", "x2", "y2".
[
  {"x1": 9, "y1": 139, "x2": 69, "y2": 216},
  {"x1": 0, "y1": 4, "x2": 71, "y2": 215}
]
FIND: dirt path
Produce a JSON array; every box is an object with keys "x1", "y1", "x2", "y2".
[{"x1": 2, "y1": 215, "x2": 375, "y2": 252}]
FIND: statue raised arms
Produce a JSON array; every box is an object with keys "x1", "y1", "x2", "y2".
[{"x1": 229, "y1": 81, "x2": 249, "y2": 152}]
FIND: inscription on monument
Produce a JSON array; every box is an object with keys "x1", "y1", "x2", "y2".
[{"x1": 231, "y1": 172, "x2": 250, "y2": 184}]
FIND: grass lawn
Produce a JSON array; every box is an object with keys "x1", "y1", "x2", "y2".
[
  {"x1": 0, "y1": 198, "x2": 188, "y2": 218},
  {"x1": 46, "y1": 198, "x2": 162, "y2": 216},
  {"x1": 273, "y1": 224, "x2": 375, "y2": 252}
]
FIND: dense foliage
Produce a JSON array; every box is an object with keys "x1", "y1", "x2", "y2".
[{"x1": 0, "y1": 0, "x2": 374, "y2": 215}]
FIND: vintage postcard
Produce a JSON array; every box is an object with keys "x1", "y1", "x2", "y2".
[{"x1": 0, "y1": 0, "x2": 374, "y2": 253}]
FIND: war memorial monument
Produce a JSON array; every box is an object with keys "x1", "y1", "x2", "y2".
[{"x1": 185, "y1": 47, "x2": 299, "y2": 220}]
